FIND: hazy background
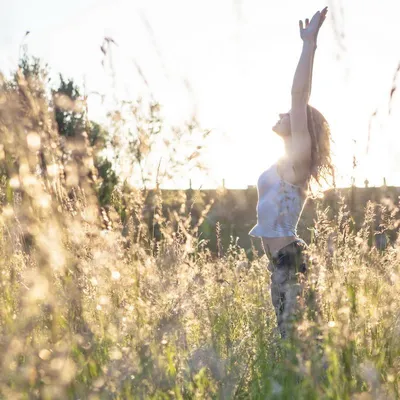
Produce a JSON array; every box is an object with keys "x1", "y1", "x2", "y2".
[{"x1": 1, "y1": 0, "x2": 399, "y2": 189}]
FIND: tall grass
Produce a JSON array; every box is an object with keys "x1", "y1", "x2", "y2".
[{"x1": 0, "y1": 67, "x2": 399, "y2": 400}]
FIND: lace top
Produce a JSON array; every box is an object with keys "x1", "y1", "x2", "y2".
[{"x1": 249, "y1": 163, "x2": 308, "y2": 238}]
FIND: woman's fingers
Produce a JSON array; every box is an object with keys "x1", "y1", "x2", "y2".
[
  {"x1": 299, "y1": 7, "x2": 328, "y2": 35},
  {"x1": 319, "y1": 13, "x2": 326, "y2": 28},
  {"x1": 310, "y1": 10, "x2": 320, "y2": 25},
  {"x1": 320, "y1": 7, "x2": 328, "y2": 23},
  {"x1": 303, "y1": 7, "x2": 328, "y2": 28}
]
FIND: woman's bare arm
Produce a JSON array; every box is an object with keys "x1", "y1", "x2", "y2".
[
  {"x1": 291, "y1": 41, "x2": 316, "y2": 133},
  {"x1": 291, "y1": 40, "x2": 316, "y2": 104},
  {"x1": 290, "y1": 8, "x2": 327, "y2": 169}
]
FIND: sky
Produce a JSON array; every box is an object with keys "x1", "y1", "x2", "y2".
[{"x1": 1, "y1": 0, "x2": 400, "y2": 190}]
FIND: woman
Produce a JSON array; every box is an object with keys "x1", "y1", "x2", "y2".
[{"x1": 249, "y1": 7, "x2": 335, "y2": 339}]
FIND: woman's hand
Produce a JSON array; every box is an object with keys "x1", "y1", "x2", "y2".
[{"x1": 299, "y1": 6, "x2": 328, "y2": 44}]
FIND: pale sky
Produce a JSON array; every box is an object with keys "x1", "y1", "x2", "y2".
[{"x1": 1, "y1": 0, "x2": 400, "y2": 189}]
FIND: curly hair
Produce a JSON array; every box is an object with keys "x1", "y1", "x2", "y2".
[{"x1": 306, "y1": 105, "x2": 336, "y2": 196}]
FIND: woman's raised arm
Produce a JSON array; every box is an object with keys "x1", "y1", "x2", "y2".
[{"x1": 290, "y1": 7, "x2": 327, "y2": 168}]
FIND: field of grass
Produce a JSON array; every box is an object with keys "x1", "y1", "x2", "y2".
[{"x1": 0, "y1": 65, "x2": 399, "y2": 400}]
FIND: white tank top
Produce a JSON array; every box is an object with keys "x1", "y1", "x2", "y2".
[{"x1": 249, "y1": 163, "x2": 309, "y2": 238}]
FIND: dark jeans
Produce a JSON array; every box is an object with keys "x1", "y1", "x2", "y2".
[{"x1": 267, "y1": 239, "x2": 309, "y2": 339}]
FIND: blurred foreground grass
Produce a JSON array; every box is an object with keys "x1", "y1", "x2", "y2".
[{"x1": 0, "y1": 62, "x2": 399, "y2": 400}]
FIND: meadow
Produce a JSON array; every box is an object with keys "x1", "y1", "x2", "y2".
[{"x1": 0, "y1": 58, "x2": 399, "y2": 400}]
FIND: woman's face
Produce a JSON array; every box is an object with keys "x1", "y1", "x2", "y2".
[{"x1": 272, "y1": 112, "x2": 291, "y2": 137}]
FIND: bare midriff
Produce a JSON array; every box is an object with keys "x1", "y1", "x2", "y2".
[{"x1": 262, "y1": 236, "x2": 298, "y2": 259}]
